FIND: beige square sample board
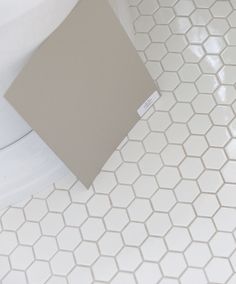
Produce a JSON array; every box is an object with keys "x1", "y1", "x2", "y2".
[{"x1": 5, "y1": 0, "x2": 156, "y2": 187}]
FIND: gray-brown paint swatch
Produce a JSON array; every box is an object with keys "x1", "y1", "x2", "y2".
[{"x1": 5, "y1": 0, "x2": 156, "y2": 187}]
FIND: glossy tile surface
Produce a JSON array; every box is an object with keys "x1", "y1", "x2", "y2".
[{"x1": 1, "y1": 0, "x2": 236, "y2": 283}]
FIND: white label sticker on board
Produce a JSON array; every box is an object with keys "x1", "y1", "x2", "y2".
[{"x1": 137, "y1": 90, "x2": 160, "y2": 117}]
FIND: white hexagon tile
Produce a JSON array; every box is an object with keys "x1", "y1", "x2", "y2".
[{"x1": 2, "y1": 0, "x2": 236, "y2": 283}]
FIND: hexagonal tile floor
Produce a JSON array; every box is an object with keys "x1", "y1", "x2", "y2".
[{"x1": 1, "y1": 0, "x2": 236, "y2": 283}]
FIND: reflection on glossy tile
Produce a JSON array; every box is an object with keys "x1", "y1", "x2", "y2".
[
  {"x1": 183, "y1": 45, "x2": 204, "y2": 63},
  {"x1": 204, "y1": 36, "x2": 226, "y2": 54},
  {"x1": 200, "y1": 55, "x2": 222, "y2": 73}
]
